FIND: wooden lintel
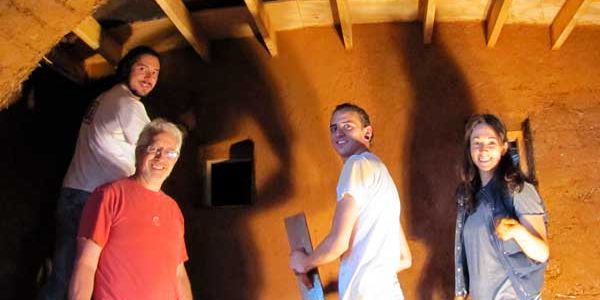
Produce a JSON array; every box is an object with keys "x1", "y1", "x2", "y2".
[
  {"x1": 550, "y1": 0, "x2": 592, "y2": 50},
  {"x1": 335, "y1": 0, "x2": 353, "y2": 50},
  {"x1": 154, "y1": 0, "x2": 211, "y2": 61},
  {"x1": 73, "y1": 16, "x2": 122, "y2": 65},
  {"x1": 421, "y1": 0, "x2": 436, "y2": 44},
  {"x1": 244, "y1": 0, "x2": 278, "y2": 56},
  {"x1": 486, "y1": 0, "x2": 512, "y2": 47}
]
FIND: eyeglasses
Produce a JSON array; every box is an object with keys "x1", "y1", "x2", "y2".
[{"x1": 145, "y1": 145, "x2": 179, "y2": 159}]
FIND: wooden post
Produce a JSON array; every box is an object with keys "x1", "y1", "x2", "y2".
[
  {"x1": 155, "y1": 0, "x2": 211, "y2": 61},
  {"x1": 335, "y1": 0, "x2": 353, "y2": 49},
  {"x1": 73, "y1": 16, "x2": 122, "y2": 65},
  {"x1": 486, "y1": 0, "x2": 512, "y2": 47},
  {"x1": 551, "y1": 0, "x2": 592, "y2": 50},
  {"x1": 421, "y1": 0, "x2": 436, "y2": 44},
  {"x1": 244, "y1": 0, "x2": 278, "y2": 56}
]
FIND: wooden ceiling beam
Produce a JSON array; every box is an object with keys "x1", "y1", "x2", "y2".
[
  {"x1": 486, "y1": 0, "x2": 512, "y2": 47},
  {"x1": 551, "y1": 0, "x2": 592, "y2": 50},
  {"x1": 244, "y1": 0, "x2": 278, "y2": 56},
  {"x1": 421, "y1": 0, "x2": 436, "y2": 44},
  {"x1": 335, "y1": 0, "x2": 353, "y2": 49},
  {"x1": 154, "y1": 0, "x2": 211, "y2": 61},
  {"x1": 73, "y1": 16, "x2": 122, "y2": 65}
]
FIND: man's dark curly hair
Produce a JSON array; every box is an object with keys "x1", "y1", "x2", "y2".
[{"x1": 115, "y1": 46, "x2": 161, "y2": 84}]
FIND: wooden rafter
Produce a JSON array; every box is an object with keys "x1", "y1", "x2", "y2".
[
  {"x1": 486, "y1": 0, "x2": 512, "y2": 47},
  {"x1": 421, "y1": 0, "x2": 436, "y2": 44},
  {"x1": 154, "y1": 0, "x2": 210, "y2": 61},
  {"x1": 551, "y1": 0, "x2": 592, "y2": 50},
  {"x1": 73, "y1": 16, "x2": 122, "y2": 65},
  {"x1": 335, "y1": 0, "x2": 353, "y2": 49},
  {"x1": 244, "y1": 0, "x2": 278, "y2": 56}
]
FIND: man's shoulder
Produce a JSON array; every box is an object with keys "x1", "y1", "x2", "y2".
[
  {"x1": 100, "y1": 85, "x2": 139, "y2": 105},
  {"x1": 94, "y1": 178, "x2": 134, "y2": 194},
  {"x1": 346, "y1": 152, "x2": 383, "y2": 168}
]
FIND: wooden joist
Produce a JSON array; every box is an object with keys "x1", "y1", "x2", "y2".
[
  {"x1": 244, "y1": 0, "x2": 278, "y2": 56},
  {"x1": 421, "y1": 0, "x2": 436, "y2": 44},
  {"x1": 551, "y1": 0, "x2": 592, "y2": 50},
  {"x1": 73, "y1": 16, "x2": 122, "y2": 65},
  {"x1": 335, "y1": 0, "x2": 353, "y2": 49},
  {"x1": 486, "y1": 0, "x2": 512, "y2": 47},
  {"x1": 154, "y1": 0, "x2": 211, "y2": 61},
  {"x1": 94, "y1": 0, "x2": 600, "y2": 56}
]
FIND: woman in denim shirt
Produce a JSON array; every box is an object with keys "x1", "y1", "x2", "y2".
[{"x1": 454, "y1": 114, "x2": 549, "y2": 300}]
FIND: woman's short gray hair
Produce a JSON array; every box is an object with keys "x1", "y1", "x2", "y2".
[{"x1": 136, "y1": 118, "x2": 184, "y2": 151}]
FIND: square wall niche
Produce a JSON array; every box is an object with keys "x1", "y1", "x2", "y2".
[{"x1": 203, "y1": 139, "x2": 255, "y2": 207}]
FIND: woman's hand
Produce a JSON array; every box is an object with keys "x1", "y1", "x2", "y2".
[
  {"x1": 495, "y1": 218, "x2": 526, "y2": 241},
  {"x1": 495, "y1": 216, "x2": 549, "y2": 262}
]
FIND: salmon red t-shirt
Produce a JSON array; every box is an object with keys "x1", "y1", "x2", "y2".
[{"x1": 78, "y1": 178, "x2": 188, "y2": 300}]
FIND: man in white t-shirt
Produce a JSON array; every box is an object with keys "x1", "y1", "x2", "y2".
[
  {"x1": 38, "y1": 46, "x2": 161, "y2": 300},
  {"x1": 289, "y1": 103, "x2": 412, "y2": 300}
]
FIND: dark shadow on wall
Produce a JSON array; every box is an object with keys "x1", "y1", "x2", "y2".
[
  {"x1": 0, "y1": 66, "x2": 92, "y2": 299},
  {"x1": 401, "y1": 23, "x2": 474, "y2": 299},
  {"x1": 146, "y1": 40, "x2": 297, "y2": 300}
]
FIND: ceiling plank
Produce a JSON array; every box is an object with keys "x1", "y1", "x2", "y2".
[
  {"x1": 154, "y1": 0, "x2": 211, "y2": 61},
  {"x1": 421, "y1": 0, "x2": 436, "y2": 44},
  {"x1": 486, "y1": 0, "x2": 512, "y2": 47},
  {"x1": 551, "y1": 0, "x2": 592, "y2": 50},
  {"x1": 73, "y1": 16, "x2": 122, "y2": 65},
  {"x1": 335, "y1": 0, "x2": 353, "y2": 49},
  {"x1": 244, "y1": 0, "x2": 278, "y2": 56}
]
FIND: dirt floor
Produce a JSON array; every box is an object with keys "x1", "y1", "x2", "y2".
[{"x1": 1, "y1": 22, "x2": 599, "y2": 299}]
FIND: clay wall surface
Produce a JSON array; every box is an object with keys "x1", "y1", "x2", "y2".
[{"x1": 1, "y1": 22, "x2": 599, "y2": 299}]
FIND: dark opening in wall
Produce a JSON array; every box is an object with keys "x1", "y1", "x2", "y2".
[
  {"x1": 507, "y1": 118, "x2": 537, "y2": 184},
  {"x1": 204, "y1": 139, "x2": 255, "y2": 207},
  {"x1": 508, "y1": 140, "x2": 520, "y2": 166}
]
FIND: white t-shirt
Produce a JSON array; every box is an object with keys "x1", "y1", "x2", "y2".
[
  {"x1": 63, "y1": 84, "x2": 150, "y2": 192},
  {"x1": 336, "y1": 152, "x2": 404, "y2": 300}
]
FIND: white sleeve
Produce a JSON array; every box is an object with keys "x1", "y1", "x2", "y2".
[
  {"x1": 336, "y1": 157, "x2": 375, "y2": 205},
  {"x1": 117, "y1": 99, "x2": 150, "y2": 145}
]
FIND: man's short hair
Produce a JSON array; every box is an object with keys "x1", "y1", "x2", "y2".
[
  {"x1": 136, "y1": 119, "x2": 184, "y2": 154},
  {"x1": 116, "y1": 46, "x2": 161, "y2": 84},
  {"x1": 333, "y1": 102, "x2": 371, "y2": 127}
]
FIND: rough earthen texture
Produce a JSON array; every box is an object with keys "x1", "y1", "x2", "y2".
[
  {"x1": 1, "y1": 23, "x2": 599, "y2": 299},
  {"x1": 0, "y1": 0, "x2": 105, "y2": 109},
  {"x1": 150, "y1": 23, "x2": 600, "y2": 299}
]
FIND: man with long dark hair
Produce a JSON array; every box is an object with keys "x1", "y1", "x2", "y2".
[{"x1": 38, "y1": 46, "x2": 161, "y2": 300}]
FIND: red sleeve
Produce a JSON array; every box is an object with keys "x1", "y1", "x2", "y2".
[
  {"x1": 77, "y1": 185, "x2": 117, "y2": 247},
  {"x1": 177, "y1": 206, "x2": 189, "y2": 264}
]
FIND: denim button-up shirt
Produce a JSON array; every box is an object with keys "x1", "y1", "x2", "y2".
[{"x1": 454, "y1": 178, "x2": 547, "y2": 300}]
